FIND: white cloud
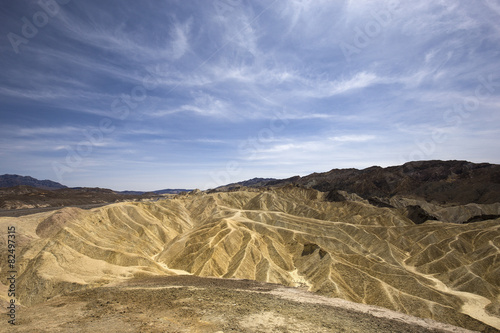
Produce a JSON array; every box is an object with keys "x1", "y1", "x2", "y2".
[
  {"x1": 150, "y1": 92, "x2": 230, "y2": 118},
  {"x1": 329, "y1": 135, "x2": 376, "y2": 142},
  {"x1": 398, "y1": 1, "x2": 479, "y2": 37},
  {"x1": 169, "y1": 18, "x2": 193, "y2": 60},
  {"x1": 241, "y1": 134, "x2": 378, "y2": 163},
  {"x1": 16, "y1": 126, "x2": 81, "y2": 137},
  {"x1": 303, "y1": 72, "x2": 379, "y2": 98}
]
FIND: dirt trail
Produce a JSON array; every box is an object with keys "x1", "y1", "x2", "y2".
[{"x1": 269, "y1": 286, "x2": 479, "y2": 333}]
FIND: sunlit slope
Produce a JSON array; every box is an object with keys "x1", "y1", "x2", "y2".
[{"x1": 2, "y1": 187, "x2": 499, "y2": 331}]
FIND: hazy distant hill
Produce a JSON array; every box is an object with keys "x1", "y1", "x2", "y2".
[
  {"x1": 119, "y1": 189, "x2": 192, "y2": 195},
  {"x1": 0, "y1": 185, "x2": 160, "y2": 210},
  {"x1": 0, "y1": 174, "x2": 67, "y2": 190},
  {"x1": 0, "y1": 174, "x2": 191, "y2": 195},
  {"x1": 0, "y1": 178, "x2": 191, "y2": 210},
  {"x1": 153, "y1": 189, "x2": 192, "y2": 194},
  {"x1": 214, "y1": 160, "x2": 500, "y2": 205},
  {"x1": 215, "y1": 177, "x2": 277, "y2": 191}
]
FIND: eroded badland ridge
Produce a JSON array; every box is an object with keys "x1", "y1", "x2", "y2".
[{"x1": 0, "y1": 161, "x2": 499, "y2": 332}]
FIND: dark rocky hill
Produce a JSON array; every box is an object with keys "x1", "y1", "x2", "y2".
[{"x1": 214, "y1": 160, "x2": 500, "y2": 205}]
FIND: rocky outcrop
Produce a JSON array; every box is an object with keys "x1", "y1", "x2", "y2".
[{"x1": 215, "y1": 160, "x2": 500, "y2": 205}]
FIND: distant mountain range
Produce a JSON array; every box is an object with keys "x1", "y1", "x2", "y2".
[
  {"x1": 0, "y1": 174, "x2": 191, "y2": 195},
  {"x1": 3, "y1": 160, "x2": 500, "y2": 209},
  {"x1": 0, "y1": 174, "x2": 193, "y2": 210},
  {"x1": 213, "y1": 160, "x2": 500, "y2": 205},
  {"x1": 0, "y1": 174, "x2": 67, "y2": 190}
]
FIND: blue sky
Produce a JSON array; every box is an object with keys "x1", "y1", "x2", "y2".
[{"x1": 1, "y1": 0, "x2": 499, "y2": 191}]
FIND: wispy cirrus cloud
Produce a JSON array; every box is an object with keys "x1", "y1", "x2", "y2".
[{"x1": 301, "y1": 72, "x2": 380, "y2": 98}]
